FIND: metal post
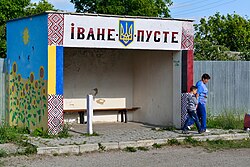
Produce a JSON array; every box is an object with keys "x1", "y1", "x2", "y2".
[{"x1": 87, "y1": 94, "x2": 93, "y2": 134}]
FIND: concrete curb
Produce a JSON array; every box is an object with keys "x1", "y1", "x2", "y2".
[
  {"x1": 101, "y1": 142, "x2": 119, "y2": 150},
  {"x1": 36, "y1": 133, "x2": 249, "y2": 155}
]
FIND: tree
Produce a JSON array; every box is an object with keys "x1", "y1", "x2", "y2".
[
  {"x1": 195, "y1": 13, "x2": 250, "y2": 61},
  {"x1": 0, "y1": 0, "x2": 54, "y2": 58},
  {"x1": 70, "y1": 0, "x2": 173, "y2": 17},
  {"x1": 25, "y1": 0, "x2": 54, "y2": 16}
]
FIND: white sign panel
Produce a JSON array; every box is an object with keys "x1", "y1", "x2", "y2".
[{"x1": 63, "y1": 15, "x2": 183, "y2": 50}]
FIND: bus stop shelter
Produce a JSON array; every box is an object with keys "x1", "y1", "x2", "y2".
[{"x1": 6, "y1": 11, "x2": 194, "y2": 134}]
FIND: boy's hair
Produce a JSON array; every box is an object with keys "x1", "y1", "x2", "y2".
[
  {"x1": 202, "y1": 73, "x2": 211, "y2": 80},
  {"x1": 190, "y1": 86, "x2": 197, "y2": 92}
]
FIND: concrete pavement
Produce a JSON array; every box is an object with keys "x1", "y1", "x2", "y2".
[{"x1": 26, "y1": 122, "x2": 250, "y2": 155}]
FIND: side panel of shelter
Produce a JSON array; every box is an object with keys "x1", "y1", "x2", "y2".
[
  {"x1": 181, "y1": 22, "x2": 194, "y2": 128},
  {"x1": 6, "y1": 15, "x2": 49, "y2": 130},
  {"x1": 47, "y1": 14, "x2": 64, "y2": 135}
]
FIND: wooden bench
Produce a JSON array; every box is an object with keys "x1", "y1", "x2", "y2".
[{"x1": 64, "y1": 107, "x2": 140, "y2": 124}]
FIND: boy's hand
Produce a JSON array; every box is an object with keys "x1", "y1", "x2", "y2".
[{"x1": 195, "y1": 93, "x2": 199, "y2": 98}]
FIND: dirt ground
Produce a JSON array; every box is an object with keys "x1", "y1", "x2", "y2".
[{"x1": 1, "y1": 146, "x2": 250, "y2": 167}]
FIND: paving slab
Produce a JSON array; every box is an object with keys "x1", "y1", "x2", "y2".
[
  {"x1": 26, "y1": 122, "x2": 249, "y2": 155},
  {"x1": 79, "y1": 143, "x2": 99, "y2": 153}
]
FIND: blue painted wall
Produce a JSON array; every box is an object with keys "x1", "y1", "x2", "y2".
[
  {"x1": 56, "y1": 46, "x2": 64, "y2": 95},
  {"x1": 6, "y1": 14, "x2": 49, "y2": 130},
  {"x1": 7, "y1": 14, "x2": 48, "y2": 80}
]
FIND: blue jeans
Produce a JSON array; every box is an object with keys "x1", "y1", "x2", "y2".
[
  {"x1": 197, "y1": 103, "x2": 207, "y2": 130},
  {"x1": 183, "y1": 110, "x2": 201, "y2": 132},
  {"x1": 187, "y1": 103, "x2": 207, "y2": 131}
]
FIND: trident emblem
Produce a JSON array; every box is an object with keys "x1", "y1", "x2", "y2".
[{"x1": 119, "y1": 20, "x2": 134, "y2": 46}]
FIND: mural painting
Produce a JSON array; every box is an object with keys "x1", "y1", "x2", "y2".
[
  {"x1": 8, "y1": 63, "x2": 47, "y2": 129},
  {"x1": 6, "y1": 14, "x2": 49, "y2": 130}
]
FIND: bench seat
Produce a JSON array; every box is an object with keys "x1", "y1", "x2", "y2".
[{"x1": 64, "y1": 107, "x2": 140, "y2": 124}]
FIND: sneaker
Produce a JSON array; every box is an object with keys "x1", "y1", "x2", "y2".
[
  {"x1": 198, "y1": 129, "x2": 205, "y2": 134},
  {"x1": 187, "y1": 126, "x2": 191, "y2": 130},
  {"x1": 205, "y1": 129, "x2": 210, "y2": 133}
]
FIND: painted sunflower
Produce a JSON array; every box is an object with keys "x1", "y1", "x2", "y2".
[
  {"x1": 42, "y1": 88, "x2": 46, "y2": 95},
  {"x1": 30, "y1": 73, "x2": 34, "y2": 83},
  {"x1": 12, "y1": 62, "x2": 17, "y2": 75},
  {"x1": 25, "y1": 83, "x2": 29, "y2": 91},
  {"x1": 40, "y1": 66, "x2": 44, "y2": 79},
  {"x1": 34, "y1": 80, "x2": 39, "y2": 91},
  {"x1": 18, "y1": 74, "x2": 22, "y2": 83}
]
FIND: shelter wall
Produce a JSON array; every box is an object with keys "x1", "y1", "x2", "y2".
[
  {"x1": 133, "y1": 51, "x2": 173, "y2": 126},
  {"x1": 64, "y1": 48, "x2": 174, "y2": 126},
  {"x1": 64, "y1": 48, "x2": 133, "y2": 109}
]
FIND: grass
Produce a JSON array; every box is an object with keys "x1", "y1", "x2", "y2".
[
  {"x1": 31, "y1": 124, "x2": 71, "y2": 139},
  {"x1": 152, "y1": 143, "x2": 168, "y2": 149},
  {"x1": 21, "y1": 144, "x2": 38, "y2": 155},
  {"x1": 151, "y1": 137, "x2": 250, "y2": 152},
  {"x1": 0, "y1": 124, "x2": 70, "y2": 157},
  {"x1": 81, "y1": 132, "x2": 100, "y2": 137},
  {"x1": 203, "y1": 138, "x2": 250, "y2": 151},
  {"x1": 124, "y1": 147, "x2": 137, "y2": 152},
  {"x1": 167, "y1": 139, "x2": 181, "y2": 146},
  {"x1": 31, "y1": 128, "x2": 51, "y2": 138},
  {"x1": 57, "y1": 124, "x2": 71, "y2": 138},
  {"x1": 0, "y1": 149, "x2": 7, "y2": 158},
  {"x1": 0, "y1": 125, "x2": 29, "y2": 144},
  {"x1": 184, "y1": 136, "x2": 199, "y2": 145},
  {"x1": 137, "y1": 146, "x2": 149, "y2": 151},
  {"x1": 182, "y1": 136, "x2": 250, "y2": 151},
  {"x1": 206, "y1": 110, "x2": 244, "y2": 130},
  {"x1": 0, "y1": 125, "x2": 37, "y2": 156},
  {"x1": 124, "y1": 146, "x2": 149, "y2": 152}
]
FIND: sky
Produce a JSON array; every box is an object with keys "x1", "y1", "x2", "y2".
[{"x1": 31, "y1": 0, "x2": 250, "y2": 22}]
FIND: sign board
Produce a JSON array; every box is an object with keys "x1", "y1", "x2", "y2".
[{"x1": 63, "y1": 15, "x2": 184, "y2": 50}]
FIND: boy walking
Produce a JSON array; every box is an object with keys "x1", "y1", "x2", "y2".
[
  {"x1": 182, "y1": 86, "x2": 203, "y2": 134},
  {"x1": 196, "y1": 73, "x2": 210, "y2": 132}
]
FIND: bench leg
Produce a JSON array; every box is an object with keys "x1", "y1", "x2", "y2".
[
  {"x1": 120, "y1": 109, "x2": 127, "y2": 123},
  {"x1": 120, "y1": 110, "x2": 124, "y2": 122},
  {"x1": 79, "y1": 112, "x2": 84, "y2": 124},
  {"x1": 124, "y1": 109, "x2": 128, "y2": 123}
]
